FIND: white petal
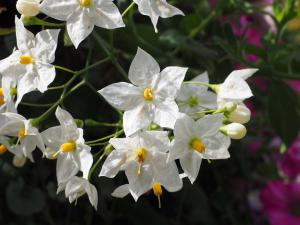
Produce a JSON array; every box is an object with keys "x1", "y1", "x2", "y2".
[
  {"x1": 16, "y1": 72, "x2": 36, "y2": 106},
  {"x1": 33, "y1": 29, "x2": 60, "y2": 63},
  {"x1": 195, "y1": 114, "x2": 224, "y2": 137},
  {"x1": 141, "y1": 130, "x2": 170, "y2": 153},
  {"x1": 153, "y1": 100, "x2": 179, "y2": 129},
  {"x1": 91, "y1": 0, "x2": 125, "y2": 29},
  {"x1": 128, "y1": 48, "x2": 160, "y2": 87},
  {"x1": 39, "y1": 0, "x2": 78, "y2": 21},
  {"x1": 155, "y1": 66, "x2": 188, "y2": 99},
  {"x1": 180, "y1": 151, "x2": 202, "y2": 184},
  {"x1": 67, "y1": 9, "x2": 94, "y2": 48},
  {"x1": 85, "y1": 181, "x2": 98, "y2": 209},
  {"x1": 125, "y1": 162, "x2": 153, "y2": 201},
  {"x1": 150, "y1": 0, "x2": 184, "y2": 18},
  {"x1": 173, "y1": 113, "x2": 196, "y2": 141},
  {"x1": 42, "y1": 126, "x2": 64, "y2": 150},
  {"x1": 35, "y1": 63, "x2": 56, "y2": 92},
  {"x1": 202, "y1": 133, "x2": 231, "y2": 159},
  {"x1": 78, "y1": 149, "x2": 93, "y2": 179},
  {"x1": 111, "y1": 184, "x2": 130, "y2": 198},
  {"x1": 15, "y1": 16, "x2": 35, "y2": 52},
  {"x1": 57, "y1": 153, "x2": 79, "y2": 183},
  {"x1": 138, "y1": 0, "x2": 159, "y2": 32},
  {"x1": 99, "y1": 82, "x2": 143, "y2": 111},
  {"x1": 55, "y1": 106, "x2": 79, "y2": 141},
  {"x1": 168, "y1": 139, "x2": 187, "y2": 161},
  {"x1": 123, "y1": 103, "x2": 153, "y2": 136},
  {"x1": 227, "y1": 68, "x2": 258, "y2": 80},
  {"x1": 99, "y1": 150, "x2": 127, "y2": 178}
]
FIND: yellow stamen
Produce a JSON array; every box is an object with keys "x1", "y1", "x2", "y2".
[
  {"x1": 0, "y1": 144, "x2": 7, "y2": 155},
  {"x1": 60, "y1": 142, "x2": 76, "y2": 153},
  {"x1": 20, "y1": 55, "x2": 32, "y2": 65},
  {"x1": 135, "y1": 147, "x2": 147, "y2": 163},
  {"x1": 135, "y1": 147, "x2": 147, "y2": 175},
  {"x1": 190, "y1": 138, "x2": 205, "y2": 153},
  {"x1": 18, "y1": 127, "x2": 26, "y2": 139},
  {"x1": 152, "y1": 182, "x2": 163, "y2": 208},
  {"x1": 79, "y1": 0, "x2": 92, "y2": 7},
  {"x1": 143, "y1": 88, "x2": 154, "y2": 101},
  {"x1": 0, "y1": 88, "x2": 5, "y2": 105}
]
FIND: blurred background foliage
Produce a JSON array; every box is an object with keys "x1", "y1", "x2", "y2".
[{"x1": 0, "y1": 0, "x2": 300, "y2": 225}]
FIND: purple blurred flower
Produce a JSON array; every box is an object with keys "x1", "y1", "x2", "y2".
[
  {"x1": 280, "y1": 137, "x2": 300, "y2": 179},
  {"x1": 288, "y1": 80, "x2": 300, "y2": 94},
  {"x1": 260, "y1": 181, "x2": 300, "y2": 225}
]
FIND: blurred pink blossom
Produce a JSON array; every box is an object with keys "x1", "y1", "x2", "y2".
[
  {"x1": 288, "y1": 80, "x2": 300, "y2": 94},
  {"x1": 279, "y1": 137, "x2": 300, "y2": 179},
  {"x1": 260, "y1": 181, "x2": 300, "y2": 225}
]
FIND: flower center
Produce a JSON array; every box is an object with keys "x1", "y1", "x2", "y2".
[
  {"x1": 0, "y1": 144, "x2": 7, "y2": 155},
  {"x1": 187, "y1": 96, "x2": 198, "y2": 108},
  {"x1": 18, "y1": 127, "x2": 26, "y2": 139},
  {"x1": 20, "y1": 55, "x2": 32, "y2": 65},
  {"x1": 189, "y1": 137, "x2": 205, "y2": 153},
  {"x1": 135, "y1": 147, "x2": 147, "y2": 163},
  {"x1": 143, "y1": 88, "x2": 154, "y2": 101},
  {"x1": 60, "y1": 141, "x2": 76, "y2": 153},
  {"x1": 0, "y1": 88, "x2": 5, "y2": 105},
  {"x1": 79, "y1": 0, "x2": 92, "y2": 7}
]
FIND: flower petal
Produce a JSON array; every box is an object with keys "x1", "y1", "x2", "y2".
[
  {"x1": 150, "y1": 0, "x2": 184, "y2": 18},
  {"x1": 57, "y1": 153, "x2": 79, "y2": 184},
  {"x1": 153, "y1": 100, "x2": 179, "y2": 129},
  {"x1": 15, "y1": 16, "x2": 35, "y2": 52},
  {"x1": 111, "y1": 184, "x2": 130, "y2": 198},
  {"x1": 39, "y1": 0, "x2": 78, "y2": 21},
  {"x1": 180, "y1": 151, "x2": 202, "y2": 184},
  {"x1": 128, "y1": 48, "x2": 160, "y2": 87},
  {"x1": 99, "y1": 150, "x2": 127, "y2": 178},
  {"x1": 99, "y1": 82, "x2": 143, "y2": 111}
]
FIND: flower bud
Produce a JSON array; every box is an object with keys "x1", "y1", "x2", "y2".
[
  {"x1": 220, "y1": 123, "x2": 247, "y2": 140},
  {"x1": 13, "y1": 155, "x2": 27, "y2": 167},
  {"x1": 224, "y1": 102, "x2": 237, "y2": 113},
  {"x1": 16, "y1": 0, "x2": 40, "y2": 17},
  {"x1": 228, "y1": 104, "x2": 251, "y2": 124}
]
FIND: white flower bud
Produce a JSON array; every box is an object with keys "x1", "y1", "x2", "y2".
[
  {"x1": 16, "y1": 0, "x2": 40, "y2": 17},
  {"x1": 228, "y1": 104, "x2": 251, "y2": 124},
  {"x1": 224, "y1": 102, "x2": 237, "y2": 113},
  {"x1": 12, "y1": 155, "x2": 27, "y2": 167},
  {"x1": 220, "y1": 123, "x2": 247, "y2": 140}
]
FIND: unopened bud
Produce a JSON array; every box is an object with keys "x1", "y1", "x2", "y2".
[
  {"x1": 224, "y1": 102, "x2": 237, "y2": 113},
  {"x1": 220, "y1": 123, "x2": 247, "y2": 140},
  {"x1": 13, "y1": 155, "x2": 27, "y2": 167},
  {"x1": 16, "y1": 0, "x2": 40, "y2": 17},
  {"x1": 228, "y1": 104, "x2": 251, "y2": 124}
]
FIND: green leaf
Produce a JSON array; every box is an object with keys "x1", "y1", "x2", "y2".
[{"x1": 268, "y1": 81, "x2": 300, "y2": 146}]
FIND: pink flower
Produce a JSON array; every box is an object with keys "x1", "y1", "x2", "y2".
[
  {"x1": 260, "y1": 181, "x2": 300, "y2": 225},
  {"x1": 280, "y1": 137, "x2": 300, "y2": 179},
  {"x1": 288, "y1": 80, "x2": 300, "y2": 94}
]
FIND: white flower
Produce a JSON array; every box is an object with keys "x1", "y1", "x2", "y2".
[
  {"x1": 12, "y1": 155, "x2": 27, "y2": 167},
  {"x1": 0, "y1": 17, "x2": 60, "y2": 105},
  {"x1": 220, "y1": 123, "x2": 247, "y2": 140},
  {"x1": 42, "y1": 106, "x2": 93, "y2": 184},
  {"x1": 227, "y1": 104, "x2": 251, "y2": 124},
  {"x1": 99, "y1": 48, "x2": 188, "y2": 136},
  {"x1": 16, "y1": 0, "x2": 40, "y2": 17},
  {"x1": 169, "y1": 113, "x2": 230, "y2": 183},
  {"x1": 99, "y1": 131, "x2": 182, "y2": 201},
  {"x1": 217, "y1": 68, "x2": 258, "y2": 103},
  {"x1": 58, "y1": 176, "x2": 98, "y2": 209},
  {"x1": 176, "y1": 72, "x2": 217, "y2": 118},
  {"x1": 133, "y1": 0, "x2": 184, "y2": 32},
  {"x1": 40, "y1": 0, "x2": 124, "y2": 48},
  {"x1": 0, "y1": 112, "x2": 45, "y2": 162}
]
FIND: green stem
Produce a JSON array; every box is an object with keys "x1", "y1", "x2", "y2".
[
  {"x1": 122, "y1": 1, "x2": 136, "y2": 17},
  {"x1": 54, "y1": 65, "x2": 76, "y2": 74},
  {"x1": 183, "y1": 81, "x2": 212, "y2": 88},
  {"x1": 47, "y1": 85, "x2": 65, "y2": 91},
  {"x1": 85, "y1": 129, "x2": 124, "y2": 145},
  {"x1": 20, "y1": 102, "x2": 55, "y2": 108}
]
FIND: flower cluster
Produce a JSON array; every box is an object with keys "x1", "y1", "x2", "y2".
[{"x1": 0, "y1": 0, "x2": 258, "y2": 210}]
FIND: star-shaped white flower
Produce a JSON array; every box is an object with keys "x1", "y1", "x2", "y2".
[
  {"x1": 42, "y1": 106, "x2": 93, "y2": 184},
  {"x1": 99, "y1": 48, "x2": 188, "y2": 136},
  {"x1": 177, "y1": 72, "x2": 217, "y2": 118},
  {"x1": 40, "y1": 0, "x2": 125, "y2": 48},
  {"x1": 0, "y1": 16, "x2": 60, "y2": 105},
  {"x1": 99, "y1": 130, "x2": 182, "y2": 201},
  {"x1": 57, "y1": 176, "x2": 98, "y2": 209},
  {"x1": 169, "y1": 113, "x2": 231, "y2": 183},
  {"x1": 217, "y1": 68, "x2": 258, "y2": 103},
  {"x1": 133, "y1": 0, "x2": 184, "y2": 32},
  {"x1": 0, "y1": 112, "x2": 45, "y2": 161}
]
